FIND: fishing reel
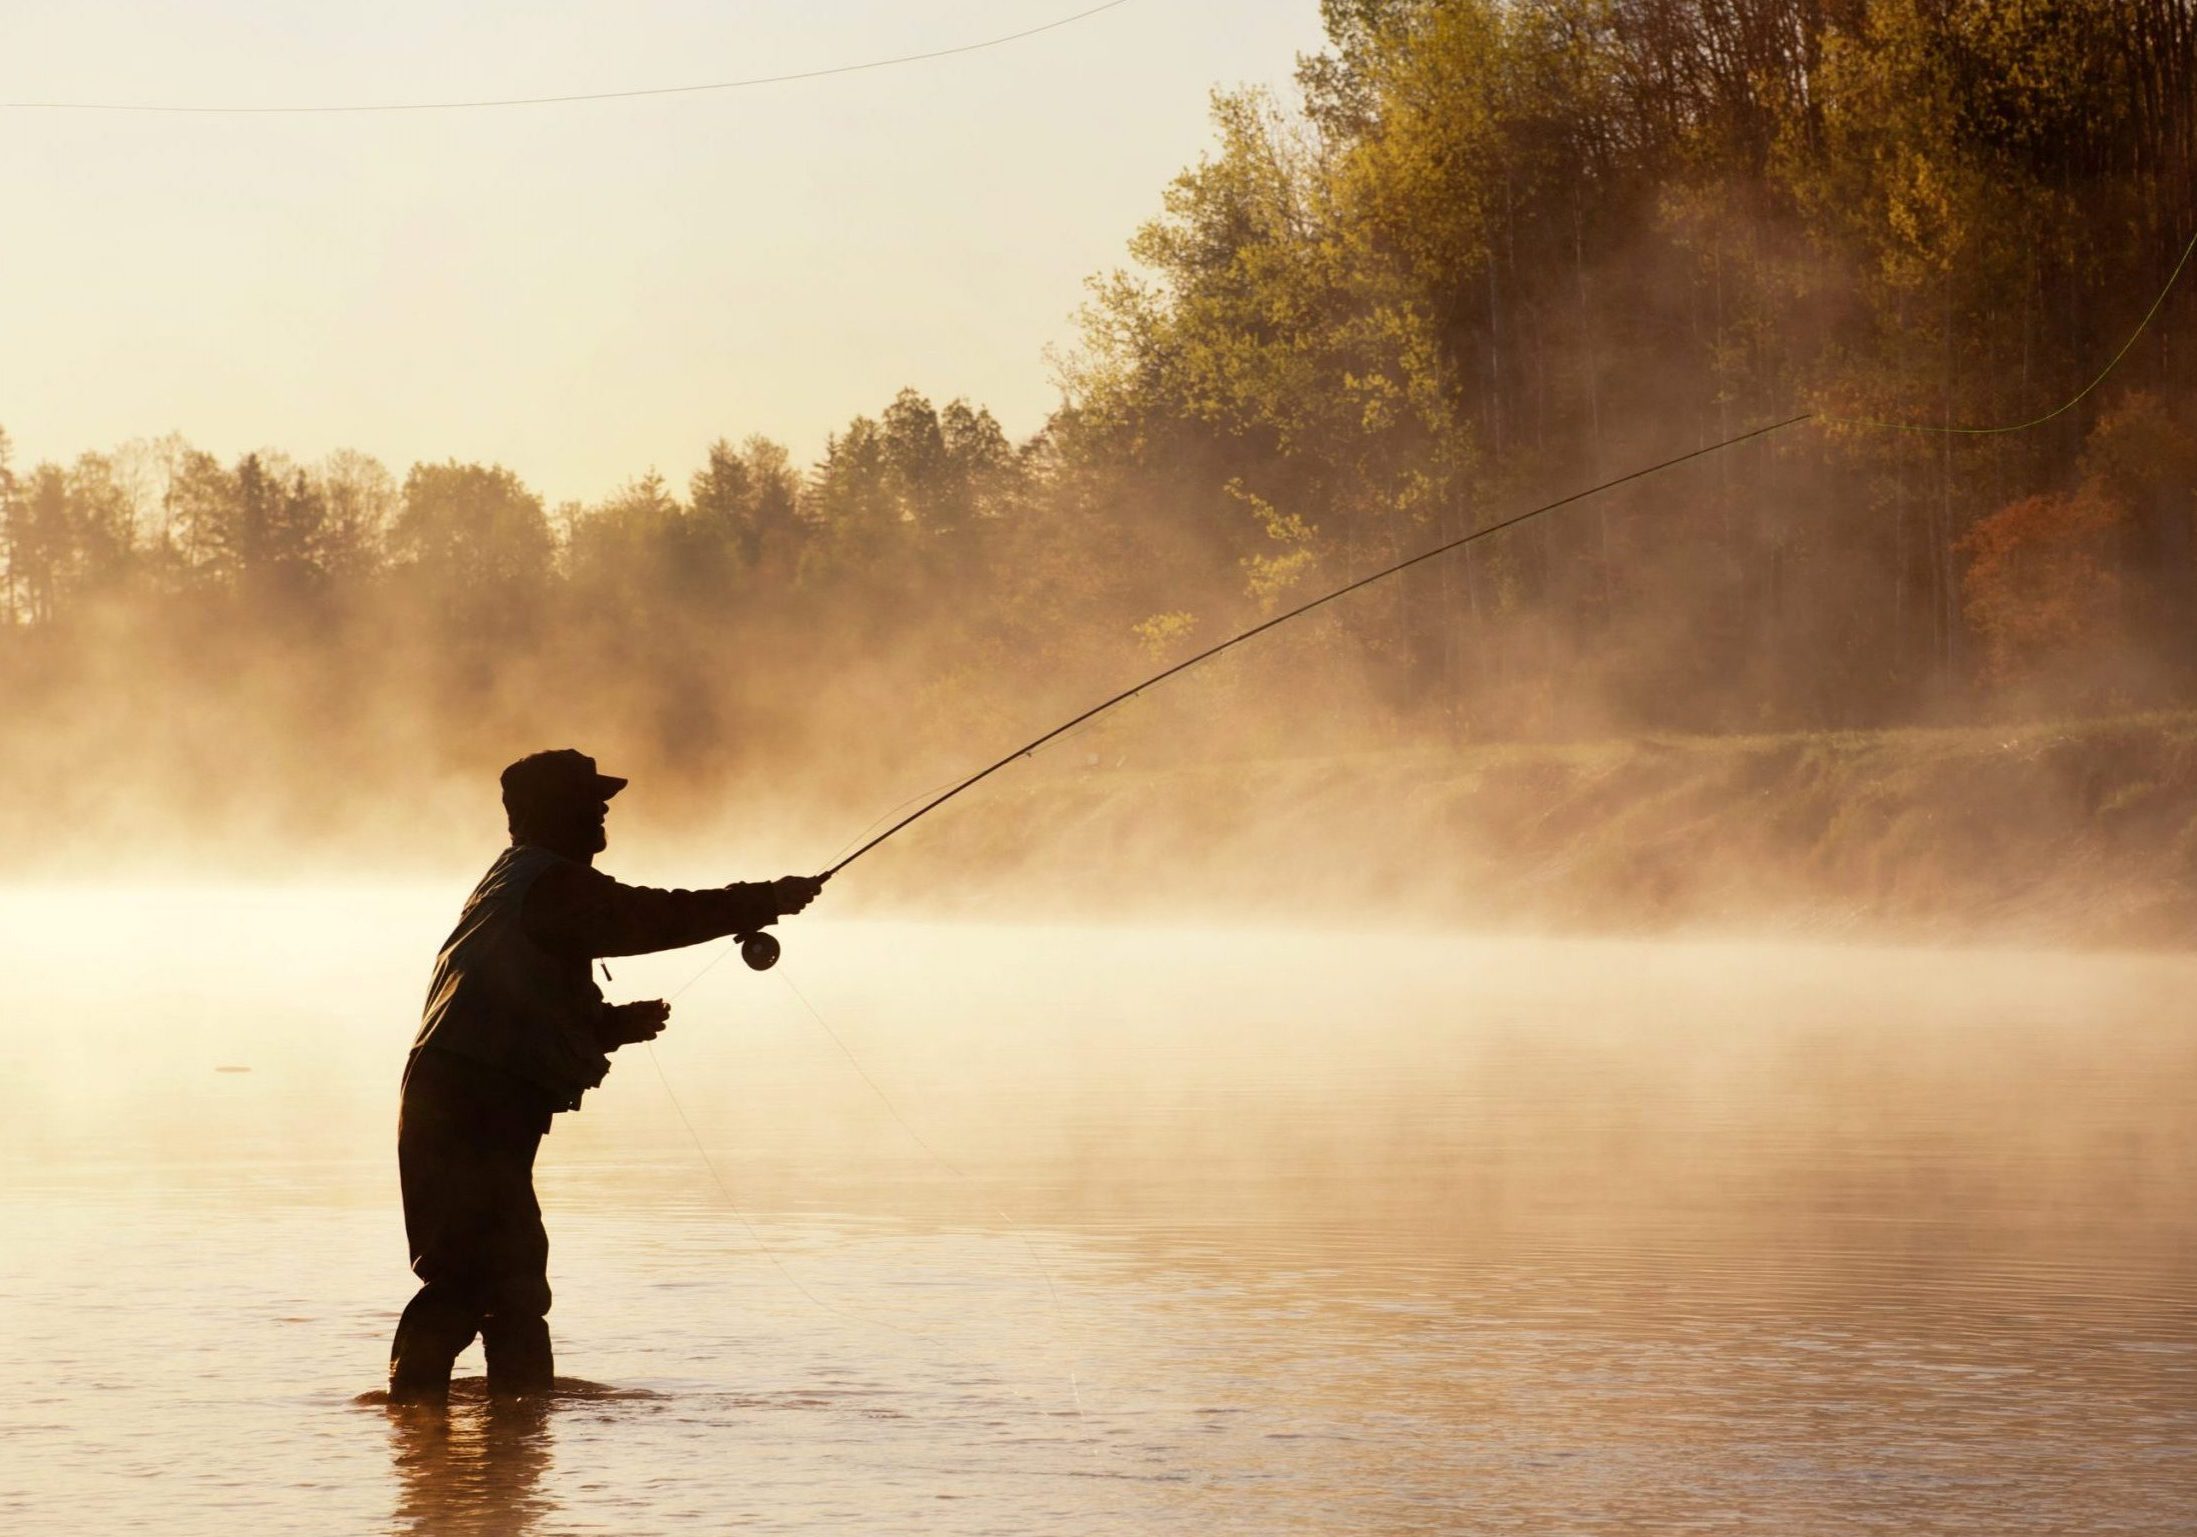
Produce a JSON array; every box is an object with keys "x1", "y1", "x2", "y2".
[{"x1": 735, "y1": 871, "x2": 830, "y2": 971}]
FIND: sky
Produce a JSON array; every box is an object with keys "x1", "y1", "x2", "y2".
[{"x1": 3, "y1": 0, "x2": 1328, "y2": 505}]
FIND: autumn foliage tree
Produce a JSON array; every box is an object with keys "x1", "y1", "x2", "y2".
[
  {"x1": 1957, "y1": 487, "x2": 2127, "y2": 695},
  {"x1": 1960, "y1": 392, "x2": 2197, "y2": 700}
]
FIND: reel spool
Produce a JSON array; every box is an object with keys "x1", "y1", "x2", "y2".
[{"x1": 739, "y1": 931, "x2": 781, "y2": 971}]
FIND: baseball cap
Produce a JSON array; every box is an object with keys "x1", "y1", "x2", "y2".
[{"x1": 499, "y1": 749, "x2": 628, "y2": 813}]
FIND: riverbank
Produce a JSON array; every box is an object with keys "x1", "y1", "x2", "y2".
[
  {"x1": 835, "y1": 712, "x2": 2197, "y2": 950},
  {"x1": 17, "y1": 712, "x2": 2196, "y2": 951}
]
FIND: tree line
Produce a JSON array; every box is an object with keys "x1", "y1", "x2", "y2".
[{"x1": 7, "y1": 0, "x2": 2197, "y2": 843}]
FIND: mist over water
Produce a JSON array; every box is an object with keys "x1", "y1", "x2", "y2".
[
  {"x1": 3, "y1": 887, "x2": 2190, "y2": 1533},
  {"x1": 11, "y1": 4, "x2": 2197, "y2": 1531}
]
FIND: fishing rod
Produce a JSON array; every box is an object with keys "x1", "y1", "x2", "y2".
[
  {"x1": 726, "y1": 410, "x2": 1813, "y2": 971},
  {"x1": 721, "y1": 218, "x2": 2197, "y2": 972}
]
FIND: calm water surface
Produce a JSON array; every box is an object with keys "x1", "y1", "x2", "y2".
[{"x1": 2, "y1": 886, "x2": 2192, "y2": 1533}]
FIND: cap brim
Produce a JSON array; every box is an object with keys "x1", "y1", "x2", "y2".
[{"x1": 592, "y1": 774, "x2": 629, "y2": 799}]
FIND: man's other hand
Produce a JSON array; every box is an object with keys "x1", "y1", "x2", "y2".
[
  {"x1": 771, "y1": 875, "x2": 825, "y2": 917},
  {"x1": 601, "y1": 998, "x2": 671, "y2": 1049}
]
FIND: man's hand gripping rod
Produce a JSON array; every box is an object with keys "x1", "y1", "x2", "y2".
[{"x1": 733, "y1": 872, "x2": 831, "y2": 970}]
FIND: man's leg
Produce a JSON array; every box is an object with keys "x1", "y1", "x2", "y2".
[
  {"x1": 389, "y1": 1281, "x2": 482, "y2": 1404},
  {"x1": 480, "y1": 1164, "x2": 555, "y2": 1397},
  {"x1": 481, "y1": 1311, "x2": 554, "y2": 1395},
  {"x1": 393, "y1": 1053, "x2": 543, "y2": 1404}
]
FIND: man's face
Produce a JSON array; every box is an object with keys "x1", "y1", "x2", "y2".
[{"x1": 519, "y1": 794, "x2": 609, "y2": 857}]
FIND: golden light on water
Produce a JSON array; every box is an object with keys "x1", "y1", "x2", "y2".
[{"x1": 4, "y1": 886, "x2": 2194, "y2": 1528}]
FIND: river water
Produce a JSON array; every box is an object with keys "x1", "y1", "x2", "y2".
[{"x1": 2, "y1": 886, "x2": 2192, "y2": 1533}]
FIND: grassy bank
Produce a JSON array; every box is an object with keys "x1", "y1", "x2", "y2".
[{"x1": 839, "y1": 713, "x2": 2197, "y2": 950}]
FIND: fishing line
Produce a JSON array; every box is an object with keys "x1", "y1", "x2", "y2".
[
  {"x1": 640, "y1": 1039, "x2": 925, "y2": 1339},
  {"x1": 643, "y1": 995, "x2": 1098, "y2": 1435},
  {"x1": 1817, "y1": 224, "x2": 2197, "y2": 436},
  {"x1": 823, "y1": 703, "x2": 1141, "y2": 868},
  {"x1": 1, "y1": 0, "x2": 1137, "y2": 115},
  {"x1": 775, "y1": 970, "x2": 1089, "y2": 1422},
  {"x1": 665, "y1": 935, "x2": 749, "y2": 1003},
  {"x1": 822, "y1": 768, "x2": 985, "y2": 870}
]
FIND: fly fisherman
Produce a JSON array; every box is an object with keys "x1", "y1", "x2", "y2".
[{"x1": 389, "y1": 748, "x2": 823, "y2": 1405}]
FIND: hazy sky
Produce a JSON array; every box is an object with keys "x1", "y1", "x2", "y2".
[{"x1": 4, "y1": 0, "x2": 1327, "y2": 504}]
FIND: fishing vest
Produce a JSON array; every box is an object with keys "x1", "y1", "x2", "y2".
[{"x1": 408, "y1": 843, "x2": 610, "y2": 1113}]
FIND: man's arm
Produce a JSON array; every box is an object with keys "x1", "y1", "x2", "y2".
[{"x1": 522, "y1": 864, "x2": 821, "y2": 959}]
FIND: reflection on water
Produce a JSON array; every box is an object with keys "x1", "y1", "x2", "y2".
[
  {"x1": 0, "y1": 887, "x2": 2193, "y2": 1532},
  {"x1": 387, "y1": 1396, "x2": 554, "y2": 1537}
]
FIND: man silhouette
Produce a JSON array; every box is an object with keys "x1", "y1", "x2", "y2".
[{"x1": 388, "y1": 748, "x2": 821, "y2": 1404}]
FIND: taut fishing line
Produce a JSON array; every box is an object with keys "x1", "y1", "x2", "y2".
[{"x1": 1817, "y1": 223, "x2": 2197, "y2": 437}]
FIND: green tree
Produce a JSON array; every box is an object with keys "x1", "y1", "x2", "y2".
[
  {"x1": 566, "y1": 470, "x2": 688, "y2": 612},
  {"x1": 7, "y1": 464, "x2": 69, "y2": 624},
  {"x1": 0, "y1": 427, "x2": 25, "y2": 624},
  {"x1": 390, "y1": 461, "x2": 553, "y2": 633},
  {"x1": 318, "y1": 450, "x2": 397, "y2": 583},
  {"x1": 62, "y1": 452, "x2": 139, "y2": 600},
  {"x1": 691, "y1": 434, "x2": 803, "y2": 572},
  {"x1": 809, "y1": 415, "x2": 897, "y2": 556}
]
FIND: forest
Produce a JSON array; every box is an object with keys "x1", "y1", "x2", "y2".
[{"x1": 7, "y1": 0, "x2": 2197, "y2": 858}]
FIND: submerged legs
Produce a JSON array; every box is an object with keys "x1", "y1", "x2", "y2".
[{"x1": 393, "y1": 1052, "x2": 556, "y2": 1405}]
